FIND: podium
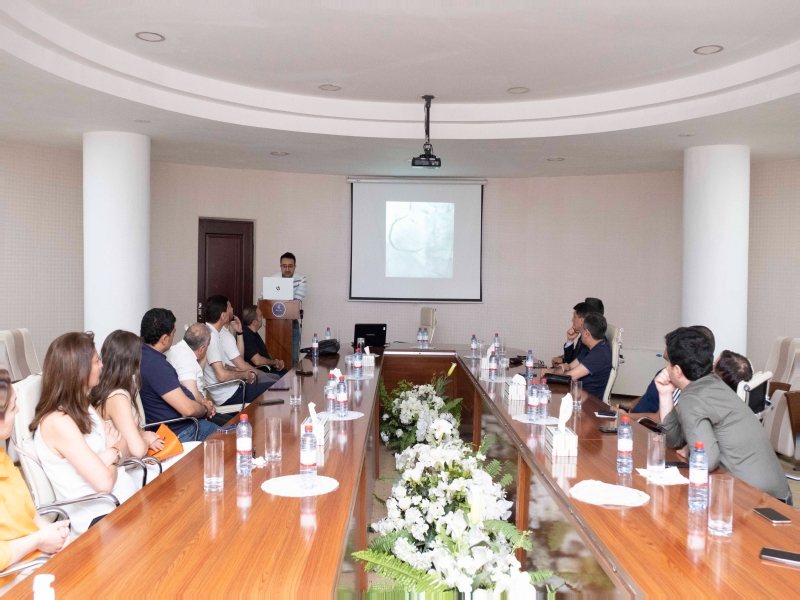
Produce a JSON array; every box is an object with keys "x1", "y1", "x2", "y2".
[{"x1": 258, "y1": 299, "x2": 301, "y2": 367}]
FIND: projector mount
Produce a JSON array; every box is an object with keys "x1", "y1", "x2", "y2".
[{"x1": 411, "y1": 95, "x2": 442, "y2": 168}]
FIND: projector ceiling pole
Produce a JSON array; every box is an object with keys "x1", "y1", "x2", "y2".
[{"x1": 422, "y1": 95, "x2": 434, "y2": 157}]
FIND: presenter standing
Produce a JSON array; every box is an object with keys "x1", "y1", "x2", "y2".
[{"x1": 272, "y1": 252, "x2": 306, "y2": 366}]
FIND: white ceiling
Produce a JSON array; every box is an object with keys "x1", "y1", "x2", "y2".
[{"x1": 1, "y1": 1, "x2": 799, "y2": 177}]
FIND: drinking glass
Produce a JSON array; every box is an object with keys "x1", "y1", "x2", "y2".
[
  {"x1": 498, "y1": 337, "x2": 507, "y2": 357},
  {"x1": 265, "y1": 417, "x2": 282, "y2": 461},
  {"x1": 647, "y1": 431, "x2": 665, "y2": 474},
  {"x1": 708, "y1": 474, "x2": 734, "y2": 536},
  {"x1": 499, "y1": 357, "x2": 510, "y2": 382},
  {"x1": 571, "y1": 380, "x2": 583, "y2": 409},
  {"x1": 356, "y1": 337, "x2": 365, "y2": 352},
  {"x1": 344, "y1": 354, "x2": 353, "y2": 377},
  {"x1": 289, "y1": 373, "x2": 302, "y2": 406},
  {"x1": 204, "y1": 440, "x2": 224, "y2": 492},
  {"x1": 477, "y1": 340, "x2": 485, "y2": 357}
]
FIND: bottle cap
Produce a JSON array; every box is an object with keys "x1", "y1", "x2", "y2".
[
  {"x1": 240, "y1": 414, "x2": 248, "y2": 421},
  {"x1": 542, "y1": 378, "x2": 547, "y2": 383},
  {"x1": 339, "y1": 376, "x2": 345, "y2": 380},
  {"x1": 314, "y1": 332, "x2": 317, "y2": 336},
  {"x1": 304, "y1": 424, "x2": 313, "y2": 432},
  {"x1": 621, "y1": 416, "x2": 630, "y2": 423},
  {"x1": 695, "y1": 441, "x2": 704, "y2": 450}
]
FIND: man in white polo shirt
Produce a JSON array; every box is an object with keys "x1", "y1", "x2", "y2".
[
  {"x1": 166, "y1": 323, "x2": 213, "y2": 407},
  {"x1": 271, "y1": 252, "x2": 306, "y2": 366}
]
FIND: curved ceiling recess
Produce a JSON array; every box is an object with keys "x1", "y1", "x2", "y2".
[{"x1": 2, "y1": 1, "x2": 799, "y2": 139}]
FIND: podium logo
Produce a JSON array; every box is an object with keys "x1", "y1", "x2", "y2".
[{"x1": 272, "y1": 302, "x2": 286, "y2": 318}]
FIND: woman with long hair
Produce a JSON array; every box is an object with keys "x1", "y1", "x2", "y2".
[
  {"x1": 31, "y1": 332, "x2": 138, "y2": 535},
  {"x1": 90, "y1": 330, "x2": 164, "y2": 458},
  {"x1": 0, "y1": 369, "x2": 70, "y2": 589}
]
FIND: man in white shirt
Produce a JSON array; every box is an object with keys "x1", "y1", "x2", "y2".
[
  {"x1": 203, "y1": 295, "x2": 272, "y2": 409},
  {"x1": 271, "y1": 252, "x2": 307, "y2": 366},
  {"x1": 166, "y1": 323, "x2": 212, "y2": 403}
]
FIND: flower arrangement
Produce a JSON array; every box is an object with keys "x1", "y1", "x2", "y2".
[
  {"x1": 355, "y1": 420, "x2": 553, "y2": 597},
  {"x1": 379, "y1": 374, "x2": 462, "y2": 453}
]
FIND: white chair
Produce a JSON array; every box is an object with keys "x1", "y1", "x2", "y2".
[
  {"x1": 601, "y1": 324, "x2": 623, "y2": 404},
  {"x1": 764, "y1": 337, "x2": 798, "y2": 389},
  {"x1": 736, "y1": 371, "x2": 772, "y2": 416},
  {"x1": 134, "y1": 392, "x2": 202, "y2": 440},
  {"x1": 420, "y1": 307, "x2": 436, "y2": 344},
  {"x1": 0, "y1": 329, "x2": 41, "y2": 383},
  {"x1": 763, "y1": 390, "x2": 796, "y2": 459}
]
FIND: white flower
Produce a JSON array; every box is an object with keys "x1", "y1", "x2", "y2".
[
  {"x1": 380, "y1": 431, "x2": 389, "y2": 443},
  {"x1": 382, "y1": 413, "x2": 389, "y2": 421},
  {"x1": 396, "y1": 429, "x2": 403, "y2": 438},
  {"x1": 428, "y1": 419, "x2": 454, "y2": 441},
  {"x1": 410, "y1": 521, "x2": 429, "y2": 541}
]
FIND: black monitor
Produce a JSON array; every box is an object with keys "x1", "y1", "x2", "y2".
[{"x1": 353, "y1": 323, "x2": 386, "y2": 348}]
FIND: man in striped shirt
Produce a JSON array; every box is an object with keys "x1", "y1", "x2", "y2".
[{"x1": 272, "y1": 252, "x2": 306, "y2": 366}]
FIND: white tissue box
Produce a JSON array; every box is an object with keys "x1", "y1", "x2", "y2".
[
  {"x1": 301, "y1": 414, "x2": 329, "y2": 448},
  {"x1": 545, "y1": 426, "x2": 578, "y2": 457},
  {"x1": 545, "y1": 455, "x2": 578, "y2": 478},
  {"x1": 362, "y1": 355, "x2": 375, "y2": 367},
  {"x1": 504, "y1": 382, "x2": 527, "y2": 416}
]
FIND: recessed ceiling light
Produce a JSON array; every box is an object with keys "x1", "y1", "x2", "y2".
[
  {"x1": 678, "y1": 132, "x2": 695, "y2": 137},
  {"x1": 135, "y1": 32, "x2": 165, "y2": 42},
  {"x1": 693, "y1": 45, "x2": 723, "y2": 55},
  {"x1": 270, "y1": 151, "x2": 289, "y2": 156},
  {"x1": 507, "y1": 87, "x2": 530, "y2": 94},
  {"x1": 546, "y1": 157, "x2": 565, "y2": 162},
  {"x1": 318, "y1": 84, "x2": 341, "y2": 92},
  {"x1": 133, "y1": 119, "x2": 150, "y2": 123}
]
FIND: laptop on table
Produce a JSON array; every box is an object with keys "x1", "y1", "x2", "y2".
[{"x1": 353, "y1": 324, "x2": 386, "y2": 348}]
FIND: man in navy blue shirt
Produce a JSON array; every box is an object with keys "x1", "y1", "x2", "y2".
[
  {"x1": 139, "y1": 308, "x2": 219, "y2": 442},
  {"x1": 553, "y1": 298, "x2": 604, "y2": 366},
  {"x1": 544, "y1": 312, "x2": 612, "y2": 400}
]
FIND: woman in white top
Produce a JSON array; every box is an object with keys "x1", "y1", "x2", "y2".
[
  {"x1": 90, "y1": 330, "x2": 164, "y2": 458},
  {"x1": 30, "y1": 332, "x2": 139, "y2": 535}
]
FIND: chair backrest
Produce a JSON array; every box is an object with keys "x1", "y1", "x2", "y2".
[
  {"x1": 602, "y1": 324, "x2": 623, "y2": 404},
  {"x1": 762, "y1": 390, "x2": 796, "y2": 458},
  {"x1": 736, "y1": 371, "x2": 772, "y2": 414},
  {"x1": 420, "y1": 308, "x2": 436, "y2": 344},
  {"x1": 10, "y1": 374, "x2": 58, "y2": 507},
  {"x1": 134, "y1": 392, "x2": 147, "y2": 425},
  {"x1": 764, "y1": 337, "x2": 798, "y2": 384},
  {"x1": 0, "y1": 329, "x2": 41, "y2": 383}
]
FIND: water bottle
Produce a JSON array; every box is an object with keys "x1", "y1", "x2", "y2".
[
  {"x1": 494, "y1": 333, "x2": 500, "y2": 352},
  {"x1": 470, "y1": 334, "x2": 478, "y2": 358},
  {"x1": 235, "y1": 414, "x2": 253, "y2": 475},
  {"x1": 300, "y1": 424, "x2": 317, "y2": 489},
  {"x1": 325, "y1": 374, "x2": 336, "y2": 414},
  {"x1": 423, "y1": 328, "x2": 429, "y2": 349},
  {"x1": 336, "y1": 376, "x2": 348, "y2": 418},
  {"x1": 617, "y1": 416, "x2": 633, "y2": 474},
  {"x1": 539, "y1": 378, "x2": 551, "y2": 421},
  {"x1": 416, "y1": 328, "x2": 423, "y2": 348},
  {"x1": 488, "y1": 351, "x2": 498, "y2": 381},
  {"x1": 325, "y1": 327, "x2": 332, "y2": 340},
  {"x1": 527, "y1": 380, "x2": 540, "y2": 422},
  {"x1": 688, "y1": 441, "x2": 709, "y2": 511},
  {"x1": 311, "y1": 333, "x2": 319, "y2": 358},
  {"x1": 353, "y1": 347, "x2": 363, "y2": 380},
  {"x1": 525, "y1": 350, "x2": 535, "y2": 381}
]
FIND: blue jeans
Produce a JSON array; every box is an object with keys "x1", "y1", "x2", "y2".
[
  {"x1": 176, "y1": 419, "x2": 219, "y2": 442},
  {"x1": 292, "y1": 320, "x2": 300, "y2": 367}
]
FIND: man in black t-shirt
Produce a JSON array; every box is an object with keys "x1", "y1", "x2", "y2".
[{"x1": 241, "y1": 305, "x2": 288, "y2": 378}]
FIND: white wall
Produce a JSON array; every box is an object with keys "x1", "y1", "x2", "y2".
[{"x1": 151, "y1": 162, "x2": 683, "y2": 361}]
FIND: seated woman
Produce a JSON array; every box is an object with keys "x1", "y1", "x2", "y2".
[
  {"x1": 90, "y1": 330, "x2": 164, "y2": 458},
  {"x1": 0, "y1": 370, "x2": 70, "y2": 587},
  {"x1": 30, "y1": 332, "x2": 139, "y2": 535}
]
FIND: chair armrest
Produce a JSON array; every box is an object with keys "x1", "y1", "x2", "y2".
[
  {"x1": 37, "y1": 506, "x2": 69, "y2": 521},
  {"x1": 0, "y1": 555, "x2": 50, "y2": 578},
  {"x1": 205, "y1": 379, "x2": 246, "y2": 412},
  {"x1": 144, "y1": 417, "x2": 199, "y2": 441},
  {"x1": 769, "y1": 381, "x2": 791, "y2": 395},
  {"x1": 122, "y1": 457, "x2": 148, "y2": 487},
  {"x1": 141, "y1": 455, "x2": 162, "y2": 475},
  {"x1": 37, "y1": 492, "x2": 120, "y2": 510}
]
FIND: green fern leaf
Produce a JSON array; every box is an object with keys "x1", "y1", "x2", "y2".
[
  {"x1": 499, "y1": 473, "x2": 514, "y2": 488},
  {"x1": 529, "y1": 570, "x2": 554, "y2": 583},
  {"x1": 442, "y1": 397, "x2": 463, "y2": 421},
  {"x1": 352, "y1": 549, "x2": 447, "y2": 593},
  {"x1": 484, "y1": 520, "x2": 533, "y2": 552},
  {"x1": 368, "y1": 530, "x2": 415, "y2": 554},
  {"x1": 484, "y1": 459, "x2": 502, "y2": 477},
  {"x1": 479, "y1": 433, "x2": 497, "y2": 455},
  {"x1": 373, "y1": 493, "x2": 387, "y2": 506}
]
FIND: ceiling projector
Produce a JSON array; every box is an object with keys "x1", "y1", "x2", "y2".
[{"x1": 411, "y1": 95, "x2": 442, "y2": 168}]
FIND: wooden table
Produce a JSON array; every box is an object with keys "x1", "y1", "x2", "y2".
[{"x1": 11, "y1": 344, "x2": 800, "y2": 598}]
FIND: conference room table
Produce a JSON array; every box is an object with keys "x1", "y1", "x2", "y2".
[{"x1": 10, "y1": 343, "x2": 800, "y2": 598}]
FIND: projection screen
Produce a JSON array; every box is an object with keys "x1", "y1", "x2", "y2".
[{"x1": 350, "y1": 180, "x2": 483, "y2": 301}]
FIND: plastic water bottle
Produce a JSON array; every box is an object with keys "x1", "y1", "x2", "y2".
[
  {"x1": 525, "y1": 350, "x2": 535, "y2": 381},
  {"x1": 236, "y1": 414, "x2": 253, "y2": 475},
  {"x1": 488, "y1": 351, "x2": 498, "y2": 381},
  {"x1": 336, "y1": 376, "x2": 348, "y2": 418},
  {"x1": 470, "y1": 334, "x2": 478, "y2": 358},
  {"x1": 417, "y1": 328, "x2": 423, "y2": 348},
  {"x1": 325, "y1": 374, "x2": 336, "y2": 414},
  {"x1": 539, "y1": 379, "x2": 551, "y2": 421},
  {"x1": 527, "y1": 380, "x2": 540, "y2": 422},
  {"x1": 688, "y1": 441, "x2": 709, "y2": 511},
  {"x1": 617, "y1": 416, "x2": 633, "y2": 474},
  {"x1": 311, "y1": 333, "x2": 319, "y2": 358},
  {"x1": 422, "y1": 328, "x2": 429, "y2": 349},
  {"x1": 353, "y1": 347, "x2": 363, "y2": 380},
  {"x1": 325, "y1": 327, "x2": 332, "y2": 340},
  {"x1": 300, "y1": 424, "x2": 317, "y2": 489},
  {"x1": 494, "y1": 333, "x2": 500, "y2": 352}
]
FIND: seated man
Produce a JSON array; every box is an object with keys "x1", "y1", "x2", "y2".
[
  {"x1": 584, "y1": 297, "x2": 604, "y2": 315},
  {"x1": 203, "y1": 295, "x2": 272, "y2": 408},
  {"x1": 656, "y1": 327, "x2": 790, "y2": 503},
  {"x1": 167, "y1": 323, "x2": 211, "y2": 403},
  {"x1": 543, "y1": 312, "x2": 612, "y2": 400},
  {"x1": 139, "y1": 308, "x2": 218, "y2": 442},
  {"x1": 552, "y1": 301, "x2": 594, "y2": 366},
  {"x1": 241, "y1": 305, "x2": 286, "y2": 378},
  {"x1": 713, "y1": 350, "x2": 753, "y2": 392},
  {"x1": 631, "y1": 325, "x2": 715, "y2": 413}
]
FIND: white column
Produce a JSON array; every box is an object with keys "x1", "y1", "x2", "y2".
[
  {"x1": 83, "y1": 132, "x2": 150, "y2": 349},
  {"x1": 682, "y1": 145, "x2": 750, "y2": 355}
]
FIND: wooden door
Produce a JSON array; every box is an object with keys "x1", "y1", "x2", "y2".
[{"x1": 197, "y1": 219, "x2": 254, "y2": 322}]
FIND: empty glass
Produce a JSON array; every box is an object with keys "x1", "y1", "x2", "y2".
[
  {"x1": 499, "y1": 357, "x2": 510, "y2": 381},
  {"x1": 265, "y1": 417, "x2": 282, "y2": 461},
  {"x1": 497, "y1": 337, "x2": 507, "y2": 357},
  {"x1": 647, "y1": 431, "x2": 665, "y2": 474},
  {"x1": 289, "y1": 373, "x2": 302, "y2": 406},
  {"x1": 356, "y1": 337, "x2": 365, "y2": 352},
  {"x1": 708, "y1": 474, "x2": 734, "y2": 536},
  {"x1": 571, "y1": 379, "x2": 583, "y2": 409},
  {"x1": 344, "y1": 354, "x2": 353, "y2": 377},
  {"x1": 204, "y1": 440, "x2": 224, "y2": 492}
]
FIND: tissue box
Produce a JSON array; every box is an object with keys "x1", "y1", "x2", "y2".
[
  {"x1": 545, "y1": 426, "x2": 578, "y2": 457},
  {"x1": 504, "y1": 382, "x2": 527, "y2": 416},
  {"x1": 301, "y1": 414, "x2": 330, "y2": 448},
  {"x1": 545, "y1": 455, "x2": 578, "y2": 479},
  {"x1": 362, "y1": 354, "x2": 375, "y2": 367}
]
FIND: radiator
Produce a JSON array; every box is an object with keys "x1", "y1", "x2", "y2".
[{"x1": 612, "y1": 348, "x2": 666, "y2": 397}]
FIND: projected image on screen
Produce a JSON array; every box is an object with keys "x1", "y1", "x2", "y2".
[{"x1": 386, "y1": 202, "x2": 455, "y2": 278}]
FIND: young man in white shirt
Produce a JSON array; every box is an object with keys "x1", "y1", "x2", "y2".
[{"x1": 271, "y1": 252, "x2": 306, "y2": 366}]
